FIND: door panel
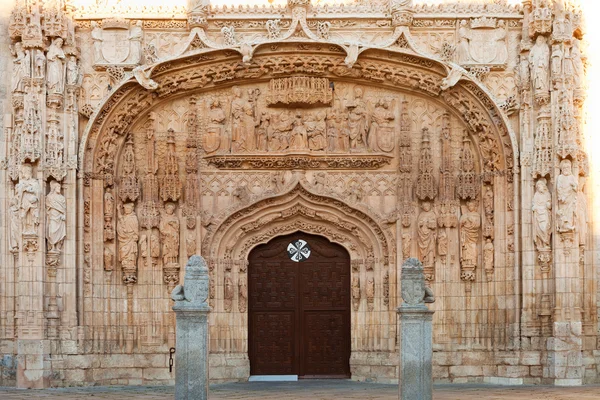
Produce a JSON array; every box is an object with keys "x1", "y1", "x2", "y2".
[{"x1": 249, "y1": 233, "x2": 350, "y2": 377}]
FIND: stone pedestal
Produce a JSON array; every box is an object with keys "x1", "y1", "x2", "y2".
[
  {"x1": 397, "y1": 258, "x2": 435, "y2": 400},
  {"x1": 172, "y1": 255, "x2": 211, "y2": 400},
  {"x1": 398, "y1": 306, "x2": 434, "y2": 400}
]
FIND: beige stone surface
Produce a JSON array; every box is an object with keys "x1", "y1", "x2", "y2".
[{"x1": 1, "y1": 0, "x2": 598, "y2": 389}]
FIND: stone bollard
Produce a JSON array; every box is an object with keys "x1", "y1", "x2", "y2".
[
  {"x1": 172, "y1": 255, "x2": 211, "y2": 400},
  {"x1": 397, "y1": 258, "x2": 435, "y2": 400}
]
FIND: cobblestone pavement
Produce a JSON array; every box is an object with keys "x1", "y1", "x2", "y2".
[{"x1": 0, "y1": 381, "x2": 599, "y2": 399}]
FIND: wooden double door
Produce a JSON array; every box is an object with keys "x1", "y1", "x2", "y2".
[{"x1": 248, "y1": 233, "x2": 351, "y2": 378}]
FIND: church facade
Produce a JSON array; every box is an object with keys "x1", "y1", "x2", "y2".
[{"x1": 0, "y1": 0, "x2": 598, "y2": 389}]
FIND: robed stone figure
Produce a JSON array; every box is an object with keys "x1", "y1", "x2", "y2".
[{"x1": 46, "y1": 180, "x2": 66, "y2": 252}]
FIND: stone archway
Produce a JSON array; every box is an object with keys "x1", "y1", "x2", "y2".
[
  {"x1": 78, "y1": 32, "x2": 519, "y2": 384},
  {"x1": 248, "y1": 232, "x2": 351, "y2": 378}
]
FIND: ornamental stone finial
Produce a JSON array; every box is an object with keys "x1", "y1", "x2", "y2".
[{"x1": 400, "y1": 258, "x2": 435, "y2": 307}]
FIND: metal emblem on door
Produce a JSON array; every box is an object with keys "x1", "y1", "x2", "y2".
[{"x1": 287, "y1": 239, "x2": 311, "y2": 262}]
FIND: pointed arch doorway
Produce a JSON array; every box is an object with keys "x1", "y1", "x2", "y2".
[{"x1": 248, "y1": 232, "x2": 351, "y2": 378}]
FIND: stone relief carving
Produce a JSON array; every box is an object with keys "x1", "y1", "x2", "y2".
[
  {"x1": 532, "y1": 178, "x2": 552, "y2": 252},
  {"x1": 46, "y1": 180, "x2": 66, "y2": 253},
  {"x1": 16, "y1": 163, "x2": 41, "y2": 235},
  {"x1": 93, "y1": 19, "x2": 143, "y2": 68},
  {"x1": 459, "y1": 200, "x2": 481, "y2": 287},
  {"x1": 556, "y1": 159, "x2": 577, "y2": 234},
  {"x1": 417, "y1": 201, "x2": 437, "y2": 282},
  {"x1": 117, "y1": 202, "x2": 140, "y2": 284},
  {"x1": 529, "y1": 35, "x2": 550, "y2": 104},
  {"x1": 47, "y1": 38, "x2": 66, "y2": 94},
  {"x1": 457, "y1": 18, "x2": 508, "y2": 67}
]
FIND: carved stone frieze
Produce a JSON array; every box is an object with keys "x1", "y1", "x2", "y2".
[{"x1": 204, "y1": 154, "x2": 392, "y2": 170}]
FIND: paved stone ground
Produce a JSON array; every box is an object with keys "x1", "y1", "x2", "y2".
[{"x1": 0, "y1": 381, "x2": 600, "y2": 399}]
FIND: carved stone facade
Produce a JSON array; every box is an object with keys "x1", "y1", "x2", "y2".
[{"x1": 0, "y1": 0, "x2": 597, "y2": 389}]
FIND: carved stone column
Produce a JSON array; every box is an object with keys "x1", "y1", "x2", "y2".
[
  {"x1": 172, "y1": 255, "x2": 211, "y2": 400},
  {"x1": 397, "y1": 258, "x2": 434, "y2": 400}
]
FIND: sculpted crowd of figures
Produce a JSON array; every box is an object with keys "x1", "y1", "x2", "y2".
[{"x1": 203, "y1": 85, "x2": 396, "y2": 154}]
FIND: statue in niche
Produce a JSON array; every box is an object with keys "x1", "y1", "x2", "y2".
[
  {"x1": 150, "y1": 233, "x2": 160, "y2": 259},
  {"x1": 104, "y1": 187, "x2": 115, "y2": 216},
  {"x1": 256, "y1": 112, "x2": 270, "y2": 152},
  {"x1": 269, "y1": 112, "x2": 294, "y2": 151},
  {"x1": 46, "y1": 180, "x2": 66, "y2": 252},
  {"x1": 366, "y1": 276, "x2": 375, "y2": 310},
  {"x1": 437, "y1": 229, "x2": 448, "y2": 261},
  {"x1": 230, "y1": 86, "x2": 254, "y2": 152},
  {"x1": 483, "y1": 238, "x2": 494, "y2": 278},
  {"x1": 104, "y1": 246, "x2": 114, "y2": 271},
  {"x1": 66, "y1": 55, "x2": 79, "y2": 86},
  {"x1": 224, "y1": 275, "x2": 234, "y2": 311},
  {"x1": 16, "y1": 164, "x2": 41, "y2": 235},
  {"x1": 417, "y1": 202, "x2": 437, "y2": 271},
  {"x1": 327, "y1": 107, "x2": 348, "y2": 152},
  {"x1": 529, "y1": 35, "x2": 550, "y2": 95},
  {"x1": 571, "y1": 40, "x2": 585, "y2": 90},
  {"x1": 9, "y1": 197, "x2": 20, "y2": 252},
  {"x1": 289, "y1": 113, "x2": 308, "y2": 150},
  {"x1": 457, "y1": 20, "x2": 471, "y2": 64},
  {"x1": 551, "y1": 44, "x2": 564, "y2": 82},
  {"x1": 347, "y1": 86, "x2": 369, "y2": 150},
  {"x1": 578, "y1": 177, "x2": 588, "y2": 247},
  {"x1": 34, "y1": 49, "x2": 45, "y2": 79},
  {"x1": 46, "y1": 38, "x2": 66, "y2": 94},
  {"x1": 11, "y1": 42, "x2": 30, "y2": 93},
  {"x1": 306, "y1": 111, "x2": 327, "y2": 151},
  {"x1": 460, "y1": 200, "x2": 481, "y2": 269},
  {"x1": 532, "y1": 178, "x2": 552, "y2": 251},
  {"x1": 351, "y1": 275, "x2": 360, "y2": 311},
  {"x1": 238, "y1": 277, "x2": 247, "y2": 313},
  {"x1": 140, "y1": 234, "x2": 149, "y2": 260},
  {"x1": 117, "y1": 202, "x2": 139, "y2": 273},
  {"x1": 402, "y1": 233, "x2": 411, "y2": 260},
  {"x1": 91, "y1": 21, "x2": 104, "y2": 64},
  {"x1": 159, "y1": 202, "x2": 180, "y2": 266},
  {"x1": 368, "y1": 99, "x2": 395, "y2": 152},
  {"x1": 556, "y1": 159, "x2": 578, "y2": 233}
]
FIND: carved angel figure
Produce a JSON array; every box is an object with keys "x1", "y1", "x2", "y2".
[
  {"x1": 532, "y1": 178, "x2": 552, "y2": 251},
  {"x1": 15, "y1": 164, "x2": 41, "y2": 235},
  {"x1": 46, "y1": 38, "x2": 66, "y2": 94},
  {"x1": 159, "y1": 202, "x2": 180, "y2": 265},
  {"x1": 46, "y1": 180, "x2": 66, "y2": 252},
  {"x1": 556, "y1": 159, "x2": 578, "y2": 233}
]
